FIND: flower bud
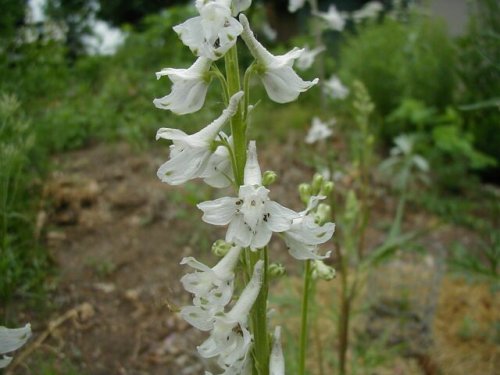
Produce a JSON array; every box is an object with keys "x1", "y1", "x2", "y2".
[
  {"x1": 312, "y1": 260, "x2": 336, "y2": 281},
  {"x1": 262, "y1": 170, "x2": 278, "y2": 186},
  {"x1": 268, "y1": 263, "x2": 286, "y2": 278},
  {"x1": 320, "y1": 181, "x2": 334, "y2": 196},
  {"x1": 299, "y1": 183, "x2": 312, "y2": 205},
  {"x1": 211, "y1": 239, "x2": 232, "y2": 257},
  {"x1": 311, "y1": 173, "x2": 324, "y2": 195},
  {"x1": 314, "y1": 203, "x2": 332, "y2": 226}
]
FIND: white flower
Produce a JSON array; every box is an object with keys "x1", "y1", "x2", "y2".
[
  {"x1": 239, "y1": 14, "x2": 318, "y2": 103},
  {"x1": 295, "y1": 45, "x2": 326, "y2": 71},
  {"x1": 174, "y1": 0, "x2": 242, "y2": 60},
  {"x1": 156, "y1": 91, "x2": 243, "y2": 185},
  {"x1": 352, "y1": 1, "x2": 383, "y2": 23},
  {"x1": 305, "y1": 117, "x2": 335, "y2": 144},
  {"x1": 153, "y1": 56, "x2": 212, "y2": 115},
  {"x1": 269, "y1": 326, "x2": 285, "y2": 375},
  {"x1": 231, "y1": 0, "x2": 252, "y2": 16},
  {"x1": 198, "y1": 141, "x2": 297, "y2": 249},
  {"x1": 198, "y1": 261, "x2": 264, "y2": 369},
  {"x1": 180, "y1": 244, "x2": 243, "y2": 330},
  {"x1": 323, "y1": 75, "x2": 349, "y2": 100},
  {"x1": 261, "y1": 22, "x2": 278, "y2": 42},
  {"x1": 288, "y1": 0, "x2": 307, "y2": 13},
  {"x1": 314, "y1": 5, "x2": 346, "y2": 31},
  {"x1": 0, "y1": 324, "x2": 31, "y2": 368},
  {"x1": 283, "y1": 196, "x2": 335, "y2": 260}
]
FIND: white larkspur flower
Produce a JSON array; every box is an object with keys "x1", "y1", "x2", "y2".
[
  {"x1": 180, "y1": 244, "x2": 241, "y2": 304},
  {"x1": 231, "y1": 0, "x2": 252, "y2": 16},
  {"x1": 174, "y1": 0, "x2": 242, "y2": 60},
  {"x1": 156, "y1": 91, "x2": 243, "y2": 185},
  {"x1": 352, "y1": 1, "x2": 383, "y2": 23},
  {"x1": 269, "y1": 326, "x2": 285, "y2": 375},
  {"x1": 323, "y1": 75, "x2": 350, "y2": 100},
  {"x1": 0, "y1": 324, "x2": 31, "y2": 368},
  {"x1": 314, "y1": 5, "x2": 346, "y2": 31},
  {"x1": 305, "y1": 117, "x2": 335, "y2": 144},
  {"x1": 239, "y1": 14, "x2": 319, "y2": 103},
  {"x1": 198, "y1": 261, "x2": 264, "y2": 369},
  {"x1": 295, "y1": 45, "x2": 326, "y2": 71},
  {"x1": 283, "y1": 196, "x2": 335, "y2": 260},
  {"x1": 288, "y1": 0, "x2": 306, "y2": 13},
  {"x1": 198, "y1": 141, "x2": 297, "y2": 249},
  {"x1": 153, "y1": 56, "x2": 212, "y2": 115}
]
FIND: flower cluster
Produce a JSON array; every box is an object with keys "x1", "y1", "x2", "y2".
[{"x1": 153, "y1": 0, "x2": 335, "y2": 373}]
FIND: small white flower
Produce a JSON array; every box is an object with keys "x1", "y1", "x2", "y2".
[
  {"x1": 305, "y1": 117, "x2": 335, "y2": 144},
  {"x1": 261, "y1": 22, "x2": 278, "y2": 42},
  {"x1": 295, "y1": 45, "x2": 326, "y2": 71},
  {"x1": 323, "y1": 75, "x2": 349, "y2": 100},
  {"x1": 239, "y1": 14, "x2": 319, "y2": 103},
  {"x1": 198, "y1": 141, "x2": 297, "y2": 249},
  {"x1": 314, "y1": 5, "x2": 346, "y2": 31},
  {"x1": 269, "y1": 326, "x2": 285, "y2": 375},
  {"x1": 0, "y1": 324, "x2": 31, "y2": 368},
  {"x1": 198, "y1": 261, "x2": 264, "y2": 368},
  {"x1": 181, "y1": 244, "x2": 241, "y2": 302},
  {"x1": 156, "y1": 91, "x2": 243, "y2": 185},
  {"x1": 288, "y1": 0, "x2": 307, "y2": 13},
  {"x1": 352, "y1": 1, "x2": 383, "y2": 23},
  {"x1": 174, "y1": 0, "x2": 242, "y2": 60},
  {"x1": 231, "y1": 0, "x2": 252, "y2": 16},
  {"x1": 153, "y1": 56, "x2": 212, "y2": 115},
  {"x1": 283, "y1": 196, "x2": 335, "y2": 260}
]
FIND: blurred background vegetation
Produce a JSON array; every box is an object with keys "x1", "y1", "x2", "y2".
[{"x1": 0, "y1": 0, "x2": 498, "y2": 373}]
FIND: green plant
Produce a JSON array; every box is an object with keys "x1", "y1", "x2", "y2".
[
  {"x1": 340, "y1": 12, "x2": 456, "y2": 138},
  {"x1": 0, "y1": 93, "x2": 49, "y2": 306}
]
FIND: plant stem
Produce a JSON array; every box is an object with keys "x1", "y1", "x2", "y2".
[
  {"x1": 299, "y1": 259, "x2": 312, "y2": 375},
  {"x1": 388, "y1": 189, "x2": 407, "y2": 242},
  {"x1": 224, "y1": 44, "x2": 246, "y2": 186},
  {"x1": 250, "y1": 247, "x2": 270, "y2": 375},
  {"x1": 225, "y1": 44, "x2": 269, "y2": 375}
]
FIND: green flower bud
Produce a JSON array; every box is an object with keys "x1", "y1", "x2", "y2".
[
  {"x1": 299, "y1": 183, "x2": 312, "y2": 205},
  {"x1": 312, "y1": 260, "x2": 336, "y2": 281},
  {"x1": 314, "y1": 203, "x2": 332, "y2": 226},
  {"x1": 320, "y1": 181, "x2": 334, "y2": 196},
  {"x1": 262, "y1": 170, "x2": 278, "y2": 186},
  {"x1": 312, "y1": 173, "x2": 324, "y2": 195},
  {"x1": 344, "y1": 190, "x2": 359, "y2": 223},
  {"x1": 268, "y1": 263, "x2": 286, "y2": 278},
  {"x1": 211, "y1": 239, "x2": 232, "y2": 257}
]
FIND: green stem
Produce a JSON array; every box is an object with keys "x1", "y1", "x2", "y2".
[
  {"x1": 224, "y1": 43, "x2": 269, "y2": 375},
  {"x1": 249, "y1": 247, "x2": 270, "y2": 375},
  {"x1": 224, "y1": 44, "x2": 246, "y2": 186},
  {"x1": 388, "y1": 189, "x2": 407, "y2": 242},
  {"x1": 299, "y1": 259, "x2": 312, "y2": 375}
]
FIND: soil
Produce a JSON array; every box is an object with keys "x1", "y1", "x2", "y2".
[{"x1": 6, "y1": 140, "x2": 499, "y2": 375}]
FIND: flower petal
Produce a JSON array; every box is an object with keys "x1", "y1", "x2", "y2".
[{"x1": 198, "y1": 197, "x2": 239, "y2": 225}]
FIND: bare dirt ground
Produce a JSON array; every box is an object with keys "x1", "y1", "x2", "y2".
[{"x1": 8, "y1": 140, "x2": 499, "y2": 375}]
